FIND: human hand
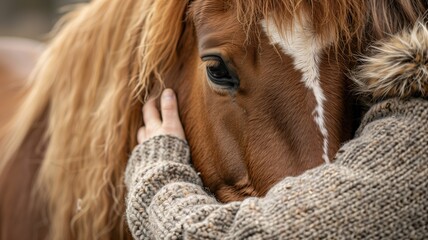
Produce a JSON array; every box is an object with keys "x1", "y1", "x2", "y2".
[{"x1": 137, "y1": 89, "x2": 186, "y2": 144}]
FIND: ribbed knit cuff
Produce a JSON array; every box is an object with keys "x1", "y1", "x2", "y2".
[{"x1": 125, "y1": 135, "x2": 190, "y2": 189}]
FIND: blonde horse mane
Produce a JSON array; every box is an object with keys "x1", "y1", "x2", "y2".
[
  {"x1": 1, "y1": 0, "x2": 425, "y2": 239},
  {"x1": 1, "y1": 0, "x2": 189, "y2": 239}
]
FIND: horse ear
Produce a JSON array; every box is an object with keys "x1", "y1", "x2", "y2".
[{"x1": 352, "y1": 22, "x2": 428, "y2": 101}]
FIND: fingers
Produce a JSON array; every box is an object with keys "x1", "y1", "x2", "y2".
[
  {"x1": 160, "y1": 89, "x2": 180, "y2": 128},
  {"x1": 143, "y1": 97, "x2": 161, "y2": 128},
  {"x1": 139, "y1": 89, "x2": 186, "y2": 143},
  {"x1": 160, "y1": 89, "x2": 186, "y2": 140}
]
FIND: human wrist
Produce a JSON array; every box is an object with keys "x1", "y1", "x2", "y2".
[{"x1": 125, "y1": 135, "x2": 190, "y2": 189}]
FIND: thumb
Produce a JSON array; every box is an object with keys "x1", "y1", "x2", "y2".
[
  {"x1": 160, "y1": 89, "x2": 185, "y2": 140},
  {"x1": 160, "y1": 89, "x2": 180, "y2": 124}
]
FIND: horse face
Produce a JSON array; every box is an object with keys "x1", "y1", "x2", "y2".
[{"x1": 166, "y1": 0, "x2": 356, "y2": 202}]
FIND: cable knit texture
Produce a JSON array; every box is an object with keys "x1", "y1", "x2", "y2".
[{"x1": 125, "y1": 98, "x2": 428, "y2": 239}]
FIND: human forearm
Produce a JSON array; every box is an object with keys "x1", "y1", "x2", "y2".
[
  {"x1": 124, "y1": 135, "x2": 374, "y2": 239},
  {"x1": 125, "y1": 89, "x2": 428, "y2": 239}
]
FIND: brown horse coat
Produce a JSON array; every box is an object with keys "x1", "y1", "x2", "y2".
[{"x1": 0, "y1": 38, "x2": 46, "y2": 239}]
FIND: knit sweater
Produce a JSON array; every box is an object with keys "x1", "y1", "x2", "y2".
[{"x1": 125, "y1": 97, "x2": 428, "y2": 239}]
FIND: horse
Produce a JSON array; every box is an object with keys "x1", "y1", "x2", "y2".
[
  {"x1": 0, "y1": 37, "x2": 45, "y2": 240},
  {"x1": 1, "y1": 0, "x2": 426, "y2": 239},
  {"x1": 0, "y1": 38, "x2": 44, "y2": 125}
]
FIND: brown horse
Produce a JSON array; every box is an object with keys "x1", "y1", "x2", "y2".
[
  {"x1": 1, "y1": 0, "x2": 426, "y2": 239},
  {"x1": 0, "y1": 38, "x2": 44, "y2": 126},
  {"x1": 0, "y1": 37, "x2": 45, "y2": 239}
]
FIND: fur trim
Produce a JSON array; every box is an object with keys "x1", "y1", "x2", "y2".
[{"x1": 353, "y1": 22, "x2": 428, "y2": 101}]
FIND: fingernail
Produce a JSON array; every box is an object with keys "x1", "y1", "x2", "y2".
[{"x1": 162, "y1": 89, "x2": 174, "y2": 100}]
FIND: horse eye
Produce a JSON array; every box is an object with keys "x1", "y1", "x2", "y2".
[
  {"x1": 202, "y1": 56, "x2": 239, "y2": 89},
  {"x1": 208, "y1": 63, "x2": 230, "y2": 79}
]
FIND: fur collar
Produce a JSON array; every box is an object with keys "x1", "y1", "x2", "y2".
[{"x1": 353, "y1": 22, "x2": 428, "y2": 102}]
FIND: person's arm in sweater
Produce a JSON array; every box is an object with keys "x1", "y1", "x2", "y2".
[{"x1": 125, "y1": 90, "x2": 428, "y2": 239}]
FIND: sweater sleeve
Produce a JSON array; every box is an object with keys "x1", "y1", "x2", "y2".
[{"x1": 125, "y1": 99, "x2": 428, "y2": 239}]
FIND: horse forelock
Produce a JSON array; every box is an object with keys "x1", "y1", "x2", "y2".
[
  {"x1": 212, "y1": 0, "x2": 427, "y2": 53},
  {"x1": 225, "y1": 0, "x2": 367, "y2": 50}
]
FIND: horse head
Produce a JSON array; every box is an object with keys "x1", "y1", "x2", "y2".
[{"x1": 163, "y1": 0, "x2": 360, "y2": 201}]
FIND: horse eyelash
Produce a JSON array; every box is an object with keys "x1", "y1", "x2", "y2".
[
  {"x1": 199, "y1": 59, "x2": 233, "y2": 94},
  {"x1": 201, "y1": 59, "x2": 221, "y2": 68}
]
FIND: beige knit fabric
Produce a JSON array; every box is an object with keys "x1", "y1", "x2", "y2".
[{"x1": 125, "y1": 98, "x2": 428, "y2": 239}]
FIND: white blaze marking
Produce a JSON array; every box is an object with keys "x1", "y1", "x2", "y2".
[{"x1": 262, "y1": 19, "x2": 330, "y2": 164}]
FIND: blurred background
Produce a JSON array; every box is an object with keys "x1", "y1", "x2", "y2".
[{"x1": 0, "y1": 0, "x2": 87, "y2": 40}]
